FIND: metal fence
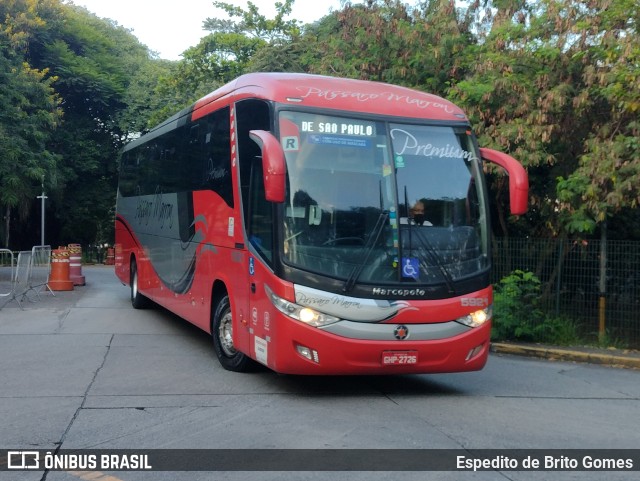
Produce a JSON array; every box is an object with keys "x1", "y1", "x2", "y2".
[
  {"x1": 0, "y1": 249, "x2": 15, "y2": 307},
  {"x1": 0, "y1": 246, "x2": 53, "y2": 309},
  {"x1": 28, "y1": 245, "x2": 53, "y2": 300},
  {"x1": 492, "y1": 238, "x2": 640, "y2": 347}
]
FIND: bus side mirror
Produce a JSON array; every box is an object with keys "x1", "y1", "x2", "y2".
[
  {"x1": 480, "y1": 148, "x2": 529, "y2": 215},
  {"x1": 249, "y1": 130, "x2": 286, "y2": 203}
]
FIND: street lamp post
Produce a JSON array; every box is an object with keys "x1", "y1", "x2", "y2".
[{"x1": 36, "y1": 177, "x2": 47, "y2": 247}]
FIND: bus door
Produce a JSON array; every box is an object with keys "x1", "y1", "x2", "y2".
[{"x1": 236, "y1": 99, "x2": 277, "y2": 369}]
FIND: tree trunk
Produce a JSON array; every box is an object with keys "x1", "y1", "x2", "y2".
[{"x1": 4, "y1": 205, "x2": 10, "y2": 249}]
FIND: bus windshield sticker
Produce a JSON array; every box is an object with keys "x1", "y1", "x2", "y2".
[
  {"x1": 401, "y1": 257, "x2": 420, "y2": 279},
  {"x1": 306, "y1": 135, "x2": 371, "y2": 148},
  {"x1": 391, "y1": 127, "x2": 474, "y2": 160},
  {"x1": 389, "y1": 209, "x2": 397, "y2": 228},
  {"x1": 282, "y1": 136, "x2": 299, "y2": 151}
]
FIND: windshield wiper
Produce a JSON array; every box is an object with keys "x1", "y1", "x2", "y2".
[
  {"x1": 343, "y1": 211, "x2": 389, "y2": 293},
  {"x1": 412, "y1": 227, "x2": 456, "y2": 295}
]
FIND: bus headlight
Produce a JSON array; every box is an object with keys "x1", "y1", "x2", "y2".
[
  {"x1": 266, "y1": 285, "x2": 340, "y2": 327},
  {"x1": 456, "y1": 306, "x2": 492, "y2": 328}
]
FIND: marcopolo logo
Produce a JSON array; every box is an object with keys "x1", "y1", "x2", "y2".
[{"x1": 371, "y1": 287, "x2": 426, "y2": 297}]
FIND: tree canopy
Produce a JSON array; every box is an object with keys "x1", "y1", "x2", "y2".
[
  {"x1": 0, "y1": 0, "x2": 169, "y2": 248},
  {"x1": 0, "y1": 0, "x2": 638, "y2": 250}
]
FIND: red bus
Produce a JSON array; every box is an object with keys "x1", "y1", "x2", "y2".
[{"x1": 115, "y1": 73, "x2": 527, "y2": 375}]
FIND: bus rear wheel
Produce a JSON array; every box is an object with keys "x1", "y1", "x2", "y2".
[
  {"x1": 212, "y1": 295, "x2": 254, "y2": 372},
  {"x1": 130, "y1": 258, "x2": 150, "y2": 309}
]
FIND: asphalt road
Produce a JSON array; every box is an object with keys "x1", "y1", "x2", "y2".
[{"x1": 1, "y1": 266, "x2": 639, "y2": 481}]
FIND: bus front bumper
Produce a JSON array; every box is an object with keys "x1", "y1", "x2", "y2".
[{"x1": 258, "y1": 318, "x2": 491, "y2": 375}]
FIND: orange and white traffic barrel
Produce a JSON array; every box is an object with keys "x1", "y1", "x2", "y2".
[
  {"x1": 48, "y1": 247, "x2": 74, "y2": 291},
  {"x1": 105, "y1": 247, "x2": 115, "y2": 265},
  {"x1": 67, "y1": 243, "x2": 85, "y2": 286}
]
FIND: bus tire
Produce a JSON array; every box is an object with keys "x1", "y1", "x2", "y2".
[
  {"x1": 130, "y1": 258, "x2": 150, "y2": 309},
  {"x1": 212, "y1": 295, "x2": 254, "y2": 372}
]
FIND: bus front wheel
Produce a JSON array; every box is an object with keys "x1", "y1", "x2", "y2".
[{"x1": 212, "y1": 295, "x2": 254, "y2": 372}]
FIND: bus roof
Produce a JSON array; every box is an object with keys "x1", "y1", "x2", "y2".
[
  {"x1": 192, "y1": 72, "x2": 468, "y2": 122},
  {"x1": 123, "y1": 73, "x2": 470, "y2": 153}
]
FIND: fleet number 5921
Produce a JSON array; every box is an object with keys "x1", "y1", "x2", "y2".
[{"x1": 460, "y1": 297, "x2": 489, "y2": 307}]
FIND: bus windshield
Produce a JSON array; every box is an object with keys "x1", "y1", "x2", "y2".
[{"x1": 279, "y1": 111, "x2": 489, "y2": 290}]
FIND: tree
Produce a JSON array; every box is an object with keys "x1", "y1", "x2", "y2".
[
  {"x1": 0, "y1": 0, "x2": 62, "y2": 248},
  {"x1": 446, "y1": 1, "x2": 640, "y2": 239},
  {"x1": 42, "y1": 4, "x2": 171, "y2": 246},
  {"x1": 304, "y1": 0, "x2": 416, "y2": 82},
  {"x1": 444, "y1": 2, "x2": 571, "y2": 237},
  {"x1": 3, "y1": 0, "x2": 638, "y2": 248},
  {"x1": 204, "y1": 0, "x2": 301, "y2": 42},
  {"x1": 151, "y1": 0, "x2": 304, "y2": 117},
  {"x1": 0, "y1": 1, "x2": 178, "y2": 249},
  {"x1": 120, "y1": 58, "x2": 177, "y2": 133},
  {"x1": 300, "y1": 0, "x2": 473, "y2": 96},
  {"x1": 556, "y1": 0, "x2": 640, "y2": 234}
]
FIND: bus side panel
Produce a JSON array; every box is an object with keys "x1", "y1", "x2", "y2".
[
  {"x1": 144, "y1": 245, "x2": 242, "y2": 334},
  {"x1": 114, "y1": 214, "x2": 137, "y2": 286},
  {"x1": 185, "y1": 244, "x2": 250, "y2": 351},
  {"x1": 116, "y1": 190, "x2": 249, "y2": 339},
  {"x1": 114, "y1": 213, "x2": 160, "y2": 296}
]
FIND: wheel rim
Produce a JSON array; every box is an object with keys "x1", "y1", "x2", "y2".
[
  {"x1": 218, "y1": 310, "x2": 236, "y2": 357},
  {"x1": 132, "y1": 268, "x2": 138, "y2": 299}
]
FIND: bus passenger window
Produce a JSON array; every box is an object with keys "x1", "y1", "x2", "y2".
[{"x1": 203, "y1": 107, "x2": 233, "y2": 206}]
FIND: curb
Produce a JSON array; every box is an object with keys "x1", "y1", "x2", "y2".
[{"x1": 491, "y1": 343, "x2": 640, "y2": 370}]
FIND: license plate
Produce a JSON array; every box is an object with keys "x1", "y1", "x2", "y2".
[{"x1": 381, "y1": 351, "x2": 418, "y2": 365}]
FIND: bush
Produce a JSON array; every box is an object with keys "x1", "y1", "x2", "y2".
[
  {"x1": 492, "y1": 270, "x2": 544, "y2": 342},
  {"x1": 492, "y1": 270, "x2": 617, "y2": 347},
  {"x1": 533, "y1": 315, "x2": 582, "y2": 346}
]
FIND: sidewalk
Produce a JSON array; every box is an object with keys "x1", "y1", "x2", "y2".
[{"x1": 492, "y1": 342, "x2": 640, "y2": 369}]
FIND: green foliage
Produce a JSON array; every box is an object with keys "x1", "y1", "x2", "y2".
[
  {"x1": 33, "y1": 4, "x2": 158, "y2": 245},
  {"x1": 492, "y1": 270, "x2": 582, "y2": 345},
  {"x1": 492, "y1": 270, "x2": 544, "y2": 341},
  {"x1": 0, "y1": 0, "x2": 164, "y2": 248},
  {"x1": 592, "y1": 331, "x2": 628, "y2": 350},
  {"x1": 554, "y1": 0, "x2": 640, "y2": 233},
  {"x1": 205, "y1": 0, "x2": 301, "y2": 42},
  {"x1": 151, "y1": 0, "x2": 302, "y2": 115},
  {"x1": 2, "y1": 0, "x2": 640, "y2": 249},
  {"x1": 302, "y1": 0, "x2": 473, "y2": 96},
  {"x1": 0, "y1": 0, "x2": 63, "y2": 247},
  {"x1": 118, "y1": 58, "x2": 175, "y2": 135},
  {"x1": 532, "y1": 315, "x2": 582, "y2": 347},
  {"x1": 447, "y1": 0, "x2": 640, "y2": 238}
]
